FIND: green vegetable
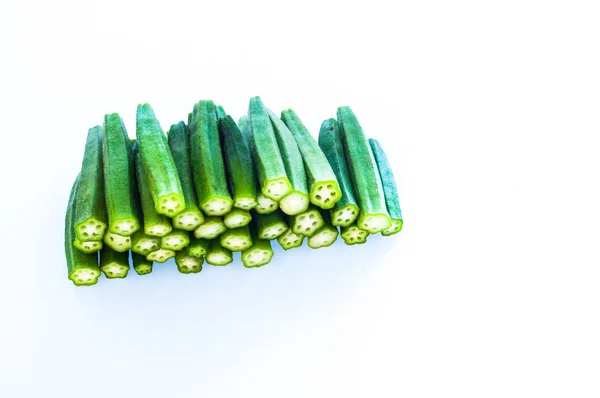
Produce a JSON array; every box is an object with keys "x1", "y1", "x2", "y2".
[
  {"x1": 74, "y1": 125, "x2": 107, "y2": 242},
  {"x1": 307, "y1": 211, "x2": 338, "y2": 249},
  {"x1": 135, "y1": 149, "x2": 173, "y2": 237},
  {"x1": 136, "y1": 103, "x2": 186, "y2": 217},
  {"x1": 100, "y1": 246, "x2": 130, "y2": 279},
  {"x1": 337, "y1": 106, "x2": 391, "y2": 233},
  {"x1": 280, "y1": 109, "x2": 341, "y2": 209},
  {"x1": 318, "y1": 119, "x2": 359, "y2": 227},
  {"x1": 131, "y1": 230, "x2": 161, "y2": 256},
  {"x1": 132, "y1": 252, "x2": 153, "y2": 275},
  {"x1": 220, "y1": 226, "x2": 252, "y2": 252},
  {"x1": 188, "y1": 237, "x2": 210, "y2": 258},
  {"x1": 277, "y1": 227, "x2": 304, "y2": 250},
  {"x1": 193, "y1": 216, "x2": 226, "y2": 239},
  {"x1": 224, "y1": 208, "x2": 252, "y2": 229},
  {"x1": 167, "y1": 121, "x2": 204, "y2": 230},
  {"x1": 215, "y1": 105, "x2": 226, "y2": 119},
  {"x1": 219, "y1": 115, "x2": 258, "y2": 210},
  {"x1": 205, "y1": 240, "x2": 233, "y2": 266},
  {"x1": 369, "y1": 138, "x2": 403, "y2": 236},
  {"x1": 190, "y1": 100, "x2": 233, "y2": 215},
  {"x1": 256, "y1": 210, "x2": 288, "y2": 240},
  {"x1": 175, "y1": 247, "x2": 203, "y2": 273},
  {"x1": 103, "y1": 230, "x2": 131, "y2": 252},
  {"x1": 340, "y1": 224, "x2": 369, "y2": 245},
  {"x1": 291, "y1": 206, "x2": 324, "y2": 237},
  {"x1": 248, "y1": 96, "x2": 292, "y2": 201},
  {"x1": 161, "y1": 230, "x2": 190, "y2": 251},
  {"x1": 267, "y1": 109, "x2": 310, "y2": 215},
  {"x1": 73, "y1": 238, "x2": 102, "y2": 253},
  {"x1": 103, "y1": 113, "x2": 140, "y2": 236},
  {"x1": 65, "y1": 177, "x2": 101, "y2": 286},
  {"x1": 241, "y1": 220, "x2": 274, "y2": 268},
  {"x1": 147, "y1": 249, "x2": 175, "y2": 263}
]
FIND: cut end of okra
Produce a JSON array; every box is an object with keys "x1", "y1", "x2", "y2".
[
  {"x1": 69, "y1": 267, "x2": 101, "y2": 286},
  {"x1": 200, "y1": 197, "x2": 233, "y2": 216},
  {"x1": 135, "y1": 264, "x2": 153, "y2": 275},
  {"x1": 259, "y1": 223, "x2": 288, "y2": 240},
  {"x1": 188, "y1": 239, "x2": 209, "y2": 258},
  {"x1": 310, "y1": 181, "x2": 342, "y2": 210},
  {"x1": 110, "y1": 218, "x2": 139, "y2": 236},
  {"x1": 74, "y1": 239, "x2": 102, "y2": 254},
  {"x1": 308, "y1": 226, "x2": 339, "y2": 249},
  {"x1": 75, "y1": 217, "x2": 106, "y2": 242},
  {"x1": 103, "y1": 231, "x2": 131, "y2": 252},
  {"x1": 194, "y1": 217, "x2": 226, "y2": 239},
  {"x1": 382, "y1": 218, "x2": 403, "y2": 236},
  {"x1": 145, "y1": 223, "x2": 172, "y2": 237},
  {"x1": 241, "y1": 248, "x2": 273, "y2": 268},
  {"x1": 175, "y1": 252, "x2": 203, "y2": 274},
  {"x1": 292, "y1": 209, "x2": 325, "y2": 237},
  {"x1": 341, "y1": 225, "x2": 369, "y2": 245},
  {"x1": 279, "y1": 191, "x2": 310, "y2": 216},
  {"x1": 132, "y1": 236, "x2": 161, "y2": 256},
  {"x1": 147, "y1": 249, "x2": 175, "y2": 263},
  {"x1": 156, "y1": 193, "x2": 185, "y2": 217},
  {"x1": 277, "y1": 230, "x2": 304, "y2": 250},
  {"x1": 206, "y1": 252, "x2": 233, "y2": 266},
  {"x1": 172, "y1": 210, "x2": 204, "y2": 231},
  {"x1": 256, "y1": 193, "x2": 278, "y2": 214},
  {"x1": 224, "y1": 209, "x2": 252, "y2": 229},
  {"x1": 233, "y1": 197, "x2": 258, "y2": 211},
  {"x1": 263, "y1": 178, "x2": 292, "y2": 201},
  {"x1": 100, "y1": 263, "x2": 129, "y2": 279},
  {"x1": 332, "y1": 204, "x2": 360, "y2": 227},
  {"x1": 220, "y1": 233, "x2": 252, "y2": 252},
  {"x1": 161, "y1": 231, "x2": 190, "y2": 251},
  {"x1": 358, "y1": 214, "x2": 392, "y2": 234}
]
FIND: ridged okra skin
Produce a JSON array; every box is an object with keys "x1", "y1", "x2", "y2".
[
  {"x1": 100, "y1": 246, "x2": 130, "y2": 279},
  {"x1": 65, "y1": 177, "x2": 101, "y2": 286},
  {"x1": 136, "y1": 103, "x2": 186, "y2": 217},
  {"x1": 190, "y1": 100, "x2": 233, "y2": 215},
  {"x1": 215, "y1": 105, "x2": 227, "y2": 120},
  {"x1": 74, "y1": 125, "x2": 108, "y2": 242},
  {"x1": 267, "y1": 109, "x2": 310, "y2": 215},
  {"x1": 248, "y1": 96, "x2": 292, "y2": 201},
  {"x1": 280, "y1": 109, "x2": 341, "y2": 210},
  {"x1": 103, "y1": 113, "x2": 140, "y2": 236},
  {"x1": 241, "y1": 219, "x2": 274, "y2": 268},
  {"x1": 318, "y1": 119, "x2": 359, "y2": 227},
  {"x1": 307, "y1": 210, "x2": 339, "y2": 249},
  {"x1": 205, "y1": 240, "x2": 233, "y2": 266},
  {"x1": 132, "y1": 252, "x2": 153, "y2": 275},
  {"x1": 167, "y1": 122, "x2": 204, "y2": 230},
  {"x1": 368, "y1": 138, "x2": 403, "y2": 236},
  {"x1": 337, "y1": 106, "x2": 391, "y2": 234},
  {"x1": 175, "y1": 247, "x2": 203, "y2": 274}
]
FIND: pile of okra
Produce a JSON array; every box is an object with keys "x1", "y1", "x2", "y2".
[{"x1": 65, "y1": 96, "x2": 403, "y2": 286}]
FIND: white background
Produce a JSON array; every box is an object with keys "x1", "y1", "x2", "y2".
[{"x1": 1, "y1": 0, "x2": 599, "y2": 396}]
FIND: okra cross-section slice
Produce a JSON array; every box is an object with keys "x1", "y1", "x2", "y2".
[
  {"x1": 205, "y1": 240, "x2": 233, "y2": 266},
  {"x1": 168, "y1": 122, "x2": 205, "y2": 230},
  {"x1": 220, "y1": 226, "x2": 253, "y2": 252},
  {"x1": 307, "y1": 211, "x2": 339, "y2": 249},
  {"x1": 136, "y1": 104, "x2": 185, "y2": 217},
  {"x1": 188, "y1": 237, "x2": 210, "y2": 258},
  {"x1": 131, "y1": 230, "x2": 161, "y2": 256},
  {"x1": 103, "y1": 113, "x2": 140, "y2": 236},
  {"x1": 219, "y1": 115, "x2": 258, "y2": 210},
  {"x1": 132, "y1": 252, "x2": 153, "y2": 275},
  {"x1": 256, "y1": 210, "x2": 288, "y2": 240},
  {"x1": 280, "y1": 109, "x2": 341, "y2": 209},
  {"x1": 267, "y1": 109, "x2": 310, "y2": 215},
  {"x1": 318, "y1": 119, "x2": 360, "y2": 227},
  {"x1": 161, "y1": 230, "x2": 190, "y2": 251},
  {"x1": 175, "y1": 247, "x2": 203, "y2": 274},
  {"x1": 74, "y1": 238, "x2": 103, "y2": 254},
  {"x1": 369, "y1": 138, "x2": 403, "y2": 236},
  {"x1": 146, "y1": 249, "x2": 175, "y2": 263},
  {"x1": 74, "y1": 125, "x2": 107, "y2": 241},
  {"x1": 277, "y1": 227, "x2": 304, "y2": 250},
  {"x1": 65, "y1": 177, "x2": 101, "y2": 286},
  {"x1": 341, "y1": 224, "x2": 369, "y2": 245},
  {"x1": 135, "y1": 149, "x2": 173, "y2": 237},
  {"x1": 193, "y1": 216, "x2": 226, "y2": 239},
  {"x1": 224, "y1": 208, "x2": 252, "y2": 229},
  {"x1": 241, "y1": 220, "x2": 274, "y2": 268},
  {"x1": 337, "y1": 107, "x2": 391, "y2": 233},
  {"x1": 190, "y1": 100, "x2": 233, "y2": 215},
  {"x1": 291, "y1": 206, "x2": 325, "y2": 237},
  {"x1": 100, "y1": 247, "x2": 130, "y2": 279},
  {"x1": 103, "y1": 230, "x2": 131, "y2": 252},
  {"x1": 248, "y1": 97, "x2": 292, "y2": 201}
]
